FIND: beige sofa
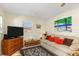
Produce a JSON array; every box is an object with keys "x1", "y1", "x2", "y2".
[{"x1": 40, "y1": 34, "x2": 79, "y2": 56}]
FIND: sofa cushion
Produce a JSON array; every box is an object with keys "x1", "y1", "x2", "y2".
[
  {"x1": 54, "y1": 37, "x2": 60, "y2": 43},
  {"x1": 48, "y1": 36, "x2": 54, "y2": 42},
  {"x1": 53, "y1": 37, "x2": 64, "y2": 44},
  {"x1": 70, "y1": 43, "x2": 79, "y2": 50},
  {"x1": 54, "y1": 44, "x2": 72, "y2": 54},
  {"x1": 72, "y1": 39, "x2": 79, "y2": 44},
  {"x1": 57, "y1": 39, "x2": 64, "y2": 44},
  {"x1": 47, "y1": 36, "x2": 51, "y2": 41},
  {"x1": 45, "y1": 35, "x2": 50, "y2": 39},
  {"x1": 42, "y1": 40, "x2": 72, "y2": 54},
  {"x1": 64, "y1": 38, "x2": 73, "y2": 46}
]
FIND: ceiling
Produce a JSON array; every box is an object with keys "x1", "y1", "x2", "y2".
[{"x1": 0, "y1": 3, "x2": 79, "y2": 20}]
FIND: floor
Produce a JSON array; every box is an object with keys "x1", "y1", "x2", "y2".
[
  {"x1": 12, "y1": 50, "x2": 21, "y2": 56},
  {"x1": 0, "y1": 50, "x2": 21, "y2": 56}
]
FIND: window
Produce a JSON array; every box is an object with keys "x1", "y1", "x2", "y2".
[
  {"x1": 23, "y1": 20, "x2": 32, "y2": 28},
  {"x1": 0, "y1": 16, "x2": 2, "y2": 29}
]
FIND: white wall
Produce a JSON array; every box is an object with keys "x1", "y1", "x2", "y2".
[
  {"x1": 23, "y1": 17, "x2": 46, "y2": 40},
  {"x1": 47, "y1": 8, "x2": 79, "y2": 37},
  {"x1": 4, "y1": 13, "x2": 17, "y2": 34},
  {"x1": 4, "y1": 15, "x2": 46, "y2": 41},
  {"x1": 0, "y1": 8, "x2": 5, "y2": 55}
]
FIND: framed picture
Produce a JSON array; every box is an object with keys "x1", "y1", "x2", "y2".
[
  {"x1": 54, "y1": 16, "x2": 72, "y2": 32},
  {"x1": 36, "y1": 24, "x2": 41, "y2": 29}
]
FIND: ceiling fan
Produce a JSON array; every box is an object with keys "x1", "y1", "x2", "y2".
[{"x1": 60, "y1": 3, "x2": 66, "y2": 7}]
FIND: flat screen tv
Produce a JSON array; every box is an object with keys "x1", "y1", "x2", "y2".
[{"x1": 7, "y1": 26, "x2": 23, "y2": 38}]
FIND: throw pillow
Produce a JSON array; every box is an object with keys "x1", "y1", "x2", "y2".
[
  {"x1": 54, "y1": 37, "x2": 60, "y2": 43},
  {"x1": 48, "y1": 36, "x2": 54, "y2": 42},
  {"x1": 57, "y1": 39, "x2": 64, "y2": 44},
  {"x1": 64, "y1": 38, "x2": 73, "y2": 46}
]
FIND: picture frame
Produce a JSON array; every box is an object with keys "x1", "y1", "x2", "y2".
[{"x1": 36, "y1": 24, "x2": 41, "y2": 29}]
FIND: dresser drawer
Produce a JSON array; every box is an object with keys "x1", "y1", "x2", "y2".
[{"x1": 2, "y1": 37, "x2": 23, "y2": 55}]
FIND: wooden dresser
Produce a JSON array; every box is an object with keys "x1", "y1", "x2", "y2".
[{"x1": 2, "y1": 37, "x2": 23, "y2": 56}]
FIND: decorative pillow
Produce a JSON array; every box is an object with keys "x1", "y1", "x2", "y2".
[
  {"x1": 57, "y1": 39, "x2": 64, "y2": 44},
  {"x1": 51, "y1": 36, "x2": 54, "y2": 42},
  {"x1": 54, "y1": 37, "x2": 60, "y2": 43},
  {"x1": 47, "y1": 36, "x2": 51, "y2": 40},
  {"x1": 64, "y1": 38, "x2": 73, "y2": 46},
  {"x1": 70, "y1": 43, "x2": 79, "y2": 50},
  {"x1": 48, "y1": 36, "x2": 54, "y2": 42},
  {"x1": 46, "y1": 35, "x2": 51, "y2": 39}
]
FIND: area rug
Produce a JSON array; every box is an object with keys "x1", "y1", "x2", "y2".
[{"x1": 20, "y1": 46, "x2": 56, "y2": 56}]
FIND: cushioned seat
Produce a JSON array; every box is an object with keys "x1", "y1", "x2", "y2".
[
  {"x1": 41, "y1": 39, "x2": 72, "y2": 55},
  {"x1": 54, "y1": 44, "x2": 71, "y2": 53},
  {"x1": 46, "y1": 40, "x2": 71, "y2": 53}
]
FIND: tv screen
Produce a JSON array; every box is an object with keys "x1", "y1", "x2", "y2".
[{"x1": 7, "y1": 26, "x2": 23, "y2": 38}]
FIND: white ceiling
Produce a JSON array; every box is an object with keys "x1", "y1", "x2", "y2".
[{"x1": 0, "y1": 3, "x2": 79, "y2": 20}]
